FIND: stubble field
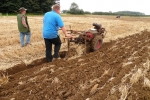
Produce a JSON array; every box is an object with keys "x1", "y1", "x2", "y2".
[{"x1": 0, "y1": 15, "x2": 150, "y2": 100}]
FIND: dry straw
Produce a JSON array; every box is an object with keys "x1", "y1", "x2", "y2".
[
  {"x1": 110, "y1": 85, "x2": 119, "y2": 94},
  {"x1": 52, "y1": 77, "x2": 60, "y2": 84},
  {"x1": 143, "y1": 59, "x2": 149, "y2": 73},
  {"x1": 90, "y1": 84, "x2": 99, "y2": 95},
  {"x1": 0, "y1": 72, "x2": 9, "y2": 86},
  {"x1": 143, "y1": 59, "x2": 150, "y2": 87},
  {"x1": 101, "y1": 68, "x2": 110, "y2": 78},
  {"x1": 121, "y1": 73, "x2": 131, "y2": 83},
  {"x1": 130, "y1": 68, "x2": 143, "y2": 85},
  {"x1": 119, "y1": 84, "x2": 130, "y2": 100},
  {"x1": 144, "y1": 77, "x2": 150, "y2": 88},
  {"x1": 79, "y1": 81, "x2": 89, "y2": 90}
]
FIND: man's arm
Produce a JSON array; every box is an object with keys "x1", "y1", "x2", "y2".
[
  {"x1": 61, "y1": 26, "x2": 72, "y2": 38},
  {"x1": 22, "y1": 16, "x2": 28, "y2": 28},
  {"x1": 56, "y1": 15, "x2": 72, "y2": 38}
]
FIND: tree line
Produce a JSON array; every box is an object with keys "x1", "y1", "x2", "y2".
[
  {"x1": 63, "y1": 2, "x2": 146, "y2": 16},
  {"x1": 0, "y1": 1, "x2": 147, "y2": 16},
  {"x1": 92, "y1": 11, "x2": 145, "y2": 16},
  {"x1": 0, "y1": 0, "x2": 55, "y2": 14}
]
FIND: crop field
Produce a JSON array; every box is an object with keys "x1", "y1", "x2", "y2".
[{"x1": 0, "y1": 15, "x2": 150, "y2": 100}]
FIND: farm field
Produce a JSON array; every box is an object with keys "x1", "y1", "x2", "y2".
[
  {"x1": 0, "y1": 15, "x2": 150, "y2": 100},
  {"x1": 0, "y1": 15, "x2": 150, "y2": 70}
]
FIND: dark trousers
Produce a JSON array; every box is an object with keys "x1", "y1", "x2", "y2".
[{"x1": 44, "y1": 36, "x2": 61, "y2": 62}]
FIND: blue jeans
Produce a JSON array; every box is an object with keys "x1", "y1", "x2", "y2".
[{"x1": 20, "y1": 32, "x2": 31, "y2": 47}]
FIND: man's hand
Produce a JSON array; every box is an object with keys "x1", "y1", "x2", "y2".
[
  {"x1": 24, "y1": 25, "x2": 28, "y2": 28},
  {"x1": 65, "y1": 33, "x2": 73, "y2": 38}
]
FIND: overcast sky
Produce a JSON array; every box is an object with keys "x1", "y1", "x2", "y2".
[{"x1": 60, "y1": 0, "x2": 150, "y2": 15}]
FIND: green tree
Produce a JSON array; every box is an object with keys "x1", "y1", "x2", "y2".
[
  {"x1": 62, "y1": 10, "x2": 69, "y2": 14},
  {"x1": 69, "y1": 2, "x2": 84, "y2": 14},
  {"x1": 0, "y1": 0, "x2": 55, "y2": 14},
  {"x1": 84, "y1": 11, "x2": 91, "y2": 14},
  {"x1": 0, "y1": 0, "x2": 21, "y2": 13},
  {"x1": 69, "y1": 2, "x2": 79, "y2": 14},
  {"x1": 39, "y1": 0, "x2": 55, "y2": 13},
  {"x1": 77, "y1": 9, "x2": 84, "y2": 14}
]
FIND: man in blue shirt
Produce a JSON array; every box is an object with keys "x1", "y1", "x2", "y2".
[{"x1": 42, "y1": 4, "x2": 72, "y2": 62}]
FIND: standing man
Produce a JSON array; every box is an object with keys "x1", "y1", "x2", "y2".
[
  {"x1": 42, "y1": 4, "x2": 72, "y2": 62},
  {"x1": 17, "y1": 7, "x2": 31, "y2": 47}
]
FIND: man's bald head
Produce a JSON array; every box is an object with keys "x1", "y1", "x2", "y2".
[{"x1": 52, "y1": 4, "x2": 60, "y2": 11}]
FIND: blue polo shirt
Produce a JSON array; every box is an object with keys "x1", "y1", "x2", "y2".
[{"x1": 42, "y1": 10, "x2": 64, "y2": 39}]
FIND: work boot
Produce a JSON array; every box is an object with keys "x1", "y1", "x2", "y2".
[
  {"x1": 25, "y1": 43, "x2": 32, "y2": 46},
  {"x1": 52, "y1": 57, "x2": 61, "y2": 61}
]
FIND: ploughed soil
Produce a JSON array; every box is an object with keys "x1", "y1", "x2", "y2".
[{"x1": 0, "y1": 31, "x2": 150, "y2": 100}]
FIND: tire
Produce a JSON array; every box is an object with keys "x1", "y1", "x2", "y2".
[{"x1": 91, "y1": 35, "x2": 103, "y2": 51}]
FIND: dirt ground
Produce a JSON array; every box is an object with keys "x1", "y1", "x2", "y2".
[
  {"x1": 0, "y1": 30, "x2": 150, "y2": 100},
  {"x1": 0, "y1": 16, "x2": 150, "y2": 100}
]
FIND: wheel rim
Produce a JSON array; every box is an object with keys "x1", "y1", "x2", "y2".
[{"x1": 96, "y1": 40, "x2": 102, "y2": 49}]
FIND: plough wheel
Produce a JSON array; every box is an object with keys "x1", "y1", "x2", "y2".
[{"x1": 91, "y1": 35, "x2": 103, "y2": 51}]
